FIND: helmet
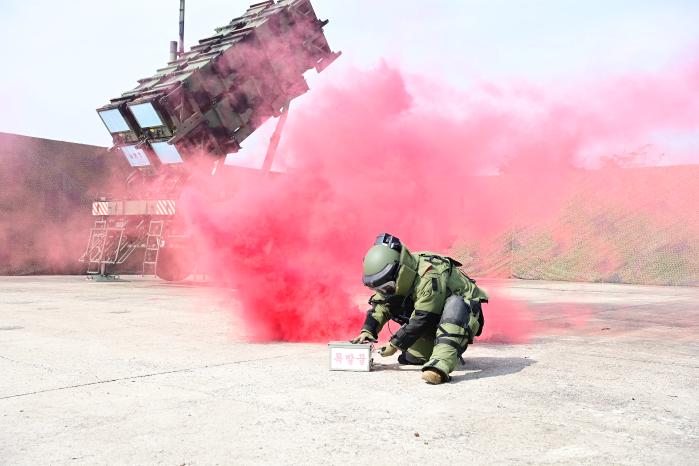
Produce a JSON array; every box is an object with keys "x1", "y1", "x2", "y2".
[{"x1": 362, "y1": 233, "x2": 418, "y2": 296}]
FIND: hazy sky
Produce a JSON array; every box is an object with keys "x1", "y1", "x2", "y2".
[{"x1": 1, "y1": 0, "x2": 697, "y2": 157}]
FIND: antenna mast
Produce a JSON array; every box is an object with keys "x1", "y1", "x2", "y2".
[{"x1": 179, "y1": 0, "x2": 185, "y2": 57}]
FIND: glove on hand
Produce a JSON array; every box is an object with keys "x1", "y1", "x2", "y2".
[
  {"x1": 350, "y1": 330, "x2": 376, "y2": 344},
  {"x1": 378, "y1": 342, "x2": 398, "y2": 357}
]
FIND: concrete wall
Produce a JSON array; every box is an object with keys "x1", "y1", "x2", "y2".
[{"x1": 0, "y1": 132, "x2": 128, "y2": 274}]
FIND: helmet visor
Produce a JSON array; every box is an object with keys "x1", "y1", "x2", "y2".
[
  {"x1": 370, "y1": 280, "x2": 396, "y2": 296},
  {"x1": 363, "y1": 261, "x2": 399, "y2": 295}
]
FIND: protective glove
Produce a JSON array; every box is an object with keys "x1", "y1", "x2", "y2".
[
  {"x1": 378, "y1": 342, "x2": 398, "y2": 357},
  {"x1": 350, "y1": 330, "x2": 376, "y2": 344}
]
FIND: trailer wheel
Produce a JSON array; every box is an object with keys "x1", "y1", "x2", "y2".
[{"x1": 155, "y1": 247, "x2": 194, "y2": 282}]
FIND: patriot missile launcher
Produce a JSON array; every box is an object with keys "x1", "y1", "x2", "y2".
[{"x1": 81, "y1": 0, "x2": 340, "y2": 280}]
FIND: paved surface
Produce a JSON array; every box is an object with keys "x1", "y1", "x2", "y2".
[{"x1": 0, "y1": 276, "x2": 697, "y2": 465}]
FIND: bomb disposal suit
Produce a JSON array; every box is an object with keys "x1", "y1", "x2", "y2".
[{"x1": 352, "y1": 233, "x2": 489, "y2": 384}]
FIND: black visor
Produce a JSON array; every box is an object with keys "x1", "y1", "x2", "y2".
[
  {"x1": 370, "y1": 280, "x2": 396, "y2": 296},
  {"x1": 363, "y1": 261, "x2": 400, "y2": 295}
]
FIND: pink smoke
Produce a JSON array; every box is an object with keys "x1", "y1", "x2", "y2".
[{"x1": 177, "y1": 57, "x2": 698, "y2": 342}]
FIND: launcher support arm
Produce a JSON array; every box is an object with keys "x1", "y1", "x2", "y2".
[{"x1": 261, "y1": 101, "x2": 290, "y2": 173}]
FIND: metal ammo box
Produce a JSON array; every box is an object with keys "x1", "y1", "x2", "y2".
[{"x1": 328, "y1": 341, "x2": 373, "y2": 372}]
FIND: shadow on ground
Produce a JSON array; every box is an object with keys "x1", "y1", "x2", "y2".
[
  {"x1": 373, "y1": 356, "x2": 536, "y2": 383},
  {"x1": 451, "y1": 356, "x2": 536, "y2": 383}
]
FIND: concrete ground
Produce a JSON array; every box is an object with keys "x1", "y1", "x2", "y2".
[{"x1": 0, "y1": 276, "x2": 697, "y2": 465}]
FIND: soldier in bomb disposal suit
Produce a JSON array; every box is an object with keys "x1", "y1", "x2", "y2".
[{"x1": 351, "y1": 233, "x2": 489, "y2": 384}]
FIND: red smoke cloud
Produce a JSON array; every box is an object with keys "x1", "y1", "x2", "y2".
[{"x1": 178, "y1": 57, "x2": 697, "y2": 343}]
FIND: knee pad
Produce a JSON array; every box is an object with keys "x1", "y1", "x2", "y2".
[
  {"x1": 398, "y1": 352, "x2": 426, "y2": 366},
  {"x1": 436, "y1": 296, "x2": 473, "y2": 351},
  {"x1": 441, "y1": 295, "x2": 471, "y2": 327}
]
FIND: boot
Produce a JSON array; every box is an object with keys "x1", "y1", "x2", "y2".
[{"x1": 421, "y1": 369, "x2": 445, "y2": 385}]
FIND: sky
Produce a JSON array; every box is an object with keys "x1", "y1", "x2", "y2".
[{"x1": 0, "y1": 0, "x2": 697, "y2": 164}]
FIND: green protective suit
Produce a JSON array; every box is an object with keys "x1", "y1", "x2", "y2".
[{"x1": 361, "y1": 250, "x2": 489, "y2": 380}]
